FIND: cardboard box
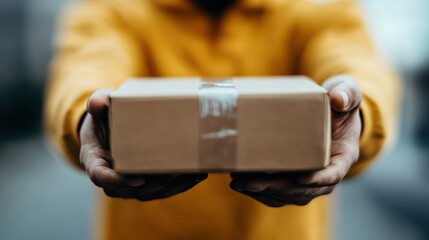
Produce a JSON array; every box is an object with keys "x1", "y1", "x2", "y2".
[{"x1": 110, "y1": 77, "x2": 331, "y2": 173}]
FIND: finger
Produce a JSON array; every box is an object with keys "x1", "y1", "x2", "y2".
[
  {"x1": 238, "y1": 191, "x2": 285, "y2": 208},
  {"x1": 79, "y1": 114, "x2": 103, "y2": 148},
  {"x1": 103, "y1": 187, "x2": 137, "y2": 199},
  {"x1": 81, "y1": 143, "x2": 145, "y2": 188},
  {"x1": 141, "y1": 174, "x2": 208, "y2": 201},
  {"x1": 230, "y1": 178, "x2": 246, "y2": 192},
  {"x1": 87, "y1": 160, "x2": 145, "y2": 188},
  {"x1": 86, "y1": 159, "x2": 126, "y2": 188},
  {"x1": 134, "y1": 175, "x2": 178, "y2": 198},
  {"x1": 249, "y1": 195, "x2": 286, "y2": 208},
  {"x1": 244, "y1": 176, "x2": 298, "y2": 194},
  {"x1": 87, "y1": 89, "x2": 114, "y2": 119},
  {"x1": 231, "y1": 172, "x2": 309, "y2": 186},
  {"x1": 265, "y1": 195, "x2": 312, "y2": 206},
  {"x1": 244, "y1": 177, "x2": 286, "y2": 193},
  {"x1": 230, "y1": 172, "x2": 269, "y2": 181},
  {"x1": 231, "y1": 175, "x2": 298, "y2": 193},
  {"x1": 322, "y1": 75, "x2": 362, "y2": 113},
  {"x1": 230, "y1": 173, "x2": 267, "y2": 192},
  {"x1": 231, "y1": 179, "x2": 335, "y2": 206},
  {"x1": 85, "y1": 90, "x2": 113, "y2": 148},
  {"x1": 230, "y1": 173, "x2": 278, "y2": 192},
  {"x1": 264, "y1": 186, "x2": 335, "y2": 202},
  {"x1": 234, "y1": 177, "x2": 334, "y2": 196},
  {"x1": 297, "y1": 154, "x2": 351, "y2": 186}
]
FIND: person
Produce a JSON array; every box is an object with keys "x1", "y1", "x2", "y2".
[{"x1": 44, "y1": 0, "x2": 399, "y2": 239}]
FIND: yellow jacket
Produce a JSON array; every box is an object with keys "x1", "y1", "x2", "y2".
[{"x1": 45, "y1": 0, "x2": 399, "y2": 239}]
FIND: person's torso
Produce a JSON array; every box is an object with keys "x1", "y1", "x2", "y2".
[{"x1": 97, "y1": 1, "x2": 330, "y2": 239}]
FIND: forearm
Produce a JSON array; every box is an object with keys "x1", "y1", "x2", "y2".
[
  {"x1": 44, "y1": 1, "x2": 146, "y2": 168},
  {"x1": 294, "y1": 0, "x2": 400, "y2": 176}
]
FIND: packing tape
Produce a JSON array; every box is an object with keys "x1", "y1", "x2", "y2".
[{"x1": 199, "y1": 79, "x2": 238, "y2": 170}]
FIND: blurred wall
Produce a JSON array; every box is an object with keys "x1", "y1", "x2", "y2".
[
  {"x1": 0, "y1": 0, "x2": 33, "y2": 139},
  {"x1": 0, "y1": 0, "x2": 68, "y2": 140},
  {"x1": 360, "y1": 0, "x2": 429, "y2": 72},
  {"x1": 335, "y1": 1, "x2": 429, "y2": 240}
]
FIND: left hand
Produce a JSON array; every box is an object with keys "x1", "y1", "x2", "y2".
[{"x1": 230, "y1": 75, "x2": 362, "y2": 207}]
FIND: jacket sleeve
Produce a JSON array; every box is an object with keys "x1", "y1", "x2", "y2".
[
  {"x1": 44, "y1": 0, "x2": 147, "y2": 169},
  {"x1": 293, "y1": 0, "x2": 400, "y2": 177}
]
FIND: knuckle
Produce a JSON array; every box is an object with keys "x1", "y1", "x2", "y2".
[
  {"x1": 87, "y1": 167, "x2": 95, "y2": 180},
  {"x1": 87, "y1": 168, "x2": 100, "y2": 187},
  {"x1": 79, "y1": 145, "x2": 98, "y2": 167},
  {"x1": 333, "y1": 170, "x2": 343, "y2": 185},
  {"x1": 97, "y1": 169, "x2": 108, "y2": 183},
  {"x1": 79, "y1": 151, "x2": 86, "y2": 168},
  {"x1": 86, "y1": 148, "x2": 100, "y2": 158},
  {"x1": 316, "y1": 186, "x2": 335, "y2": 197},
  {"x1": 326, "y1": 170, "x2": 343, "y2": 186},
  {"x1": 79, "y1": 145, "x2": 91, "y2": 165},
  {"x1": 88, "y1": 166, "x2": 107, "y2": 188},
  {"x1": 325, "y1": 186, "x2": 335, "y2": 195}
]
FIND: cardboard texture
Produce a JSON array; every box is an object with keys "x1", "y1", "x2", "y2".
[{"x1": 110, "y1": 77, "x2": 331, "y2": 173}]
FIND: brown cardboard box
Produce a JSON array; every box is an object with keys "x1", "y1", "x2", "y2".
[{"x1": 110, "y1": 77, "x2": 331, "y2": 173}]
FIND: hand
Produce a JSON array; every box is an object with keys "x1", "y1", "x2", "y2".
[
  {"x1": 79, "y1": 89, "x2": 208, "y2": 201},
  {"x1": 230, "y1": 75, "x2": 362, "y2": 207}
]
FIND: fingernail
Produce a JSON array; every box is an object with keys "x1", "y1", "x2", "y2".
[
  {"x1": 126, "y1": 178, "x2": 145, "y2": 187},
  {"x1": 340, "y1": 91, "x2": 349, "y2": 110}
]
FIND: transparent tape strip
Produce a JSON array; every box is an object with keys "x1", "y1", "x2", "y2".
[{"x1": 198, "y1": 79, "x2": 238, "y2": 170}]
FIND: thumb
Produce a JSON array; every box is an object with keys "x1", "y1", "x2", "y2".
[
  {"x1": 322, "y1": 75, "x2": 362, "y2": 113},
  {"x1": 87, "y1": 89, "x2": 114, "y2": 120}
]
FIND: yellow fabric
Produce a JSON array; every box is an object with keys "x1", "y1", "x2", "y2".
[{"x1": 44, "y1": 0, "x2": 399, "y2": 239}]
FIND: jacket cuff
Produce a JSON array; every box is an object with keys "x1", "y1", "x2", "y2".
[
  {"x1": 346, "y1": 94, "x2": 384, "y2": 178},
  {"x1": 61, "y1": 95, "x2": 89, "y2": 170}
]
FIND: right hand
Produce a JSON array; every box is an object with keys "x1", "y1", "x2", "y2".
[{"x1": 79, "y1": 89, "x2": 208, "y2": 201}]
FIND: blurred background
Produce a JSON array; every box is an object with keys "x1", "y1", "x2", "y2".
[{"x1": 0, "y1": 0, "x2": 428, "y2": 239}]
